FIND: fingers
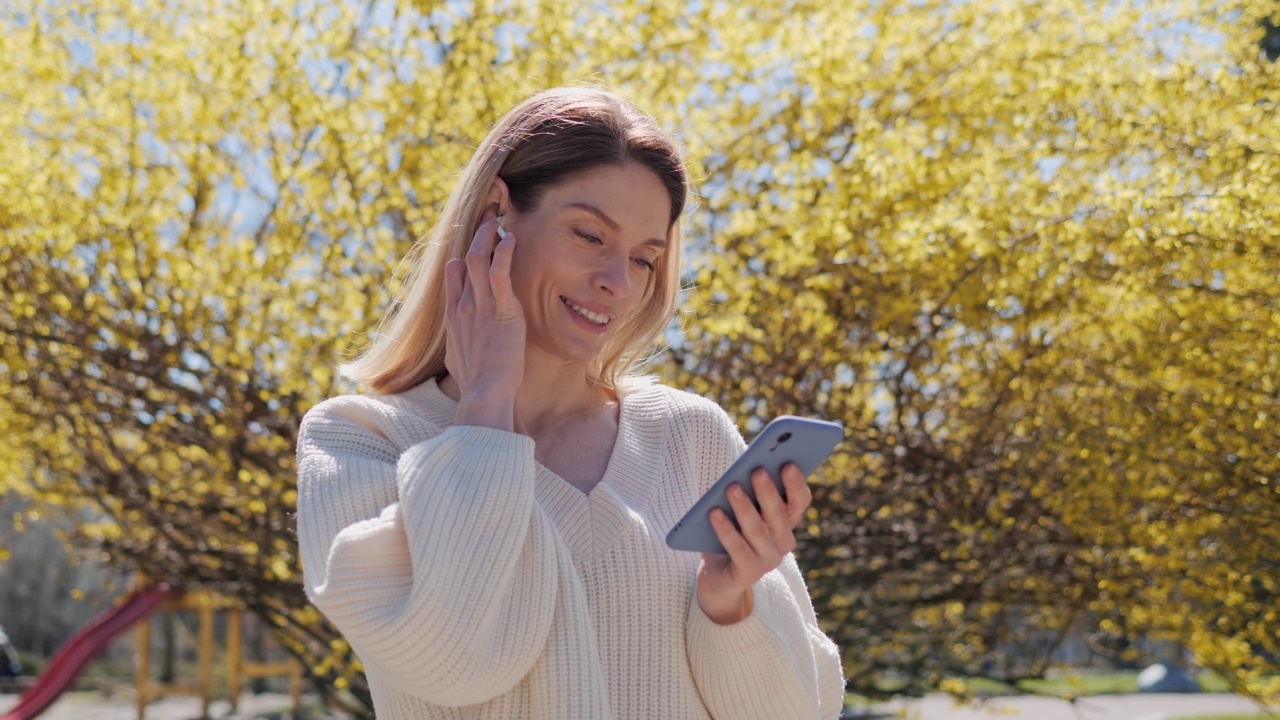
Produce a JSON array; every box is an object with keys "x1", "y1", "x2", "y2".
[
  {"x1": 749, "y1": 464, "x2": 812, "y2": 529},
  {"x1": 779, "y1": 463, "x2": 813, "y2": 527},
  {"x1": 457, "y1": 212, "x2": 521, "y2": 319},
  {"x1": 751, "y1": 469, "x2": 797, "y2": 552},
  {"x1": 699, "y1": 466, "x2": 814, "y2": 621},
  {"x1": 441, "y1": 210, "x2": 527, "y2": 411},
  {"x1": 464, "y1": 213, "x2": 504, "y2": 311},
  {"x1": 709, "y1": 496, "x2": 777, "y2": 595},
  {"x1": 726, "y1": 480, "x2": 778, "y2": 555},
  {"x1": 721, "y1": 465, "x2": 814, "y2": 557},
  {"x1": 752, "y1": 468, "x2": 787, "y2": 526},
  {"x1": 708, "y1": 507, "x2": 752, "y2": 580},
  {"x1": 445, "y1": 258, "x2": 466, "y2": 310},
  {"x1": 488, "y1": 225, "x2": 519, "y2": 317}
]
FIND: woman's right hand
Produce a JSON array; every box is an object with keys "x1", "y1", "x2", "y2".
[{"x1": 444, "y1": 211, "x2": 525, "y2": 431}]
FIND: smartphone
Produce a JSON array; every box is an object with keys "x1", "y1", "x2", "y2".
[{"x1": 665, "y1": 415, "x2": 844, "y2": 554}]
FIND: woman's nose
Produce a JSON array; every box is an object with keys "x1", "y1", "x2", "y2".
[{"x1": 594, "y1": 253, "x2": 633, "y2": 298}]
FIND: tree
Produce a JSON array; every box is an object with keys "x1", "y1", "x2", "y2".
[
  {"x1": 0, "y1": 0, "x2": 715, "y2": 711},
  {"x1": 668, "y1": 0, "x2": 1280, "y2": 701},
  {"x1": 2, "y1": 0, "x2": 1277, "y2": 712}
]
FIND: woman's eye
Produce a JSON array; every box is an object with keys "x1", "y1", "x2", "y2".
[
  {"x1": 574, "y1": 230, "x2": 603, "y2": 244},
  {"x1": 633, "y1": 257, "x2": 656, "y2": 271}
]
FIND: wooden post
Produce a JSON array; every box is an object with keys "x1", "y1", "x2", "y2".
[
  {"x1": 135, "y1": 614, "x2": 151, "y2": 720},
  {"x1": 227, "y1": 609, "x2": 242, "y2": 713},
  {"x1": 133, "y1": 588, "x2": 305, "y2": 718},
  {"x1": 198, "y1": 603, "x2": 214, "y2": 720},
  {"x1": 160, "y1": 612, "x2": 176, "y2": 685},
  {"x1": 290, "y1": 661, "x2": 304, "y2": 714}
]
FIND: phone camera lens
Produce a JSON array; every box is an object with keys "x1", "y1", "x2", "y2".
[{"x1": 778, "y1": 432, "x2": 792, "y2": 443}]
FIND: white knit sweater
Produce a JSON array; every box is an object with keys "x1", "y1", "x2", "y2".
[{"x1": 296, "y1": 378, "x2": 844, "y2": 719}]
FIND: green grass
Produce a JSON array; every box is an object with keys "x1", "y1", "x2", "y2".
[
  {"x1": 843, "y1": 668, "x2": 1243, "y2": 705},
  {"x1": 1023, "y1": 669, "x2": 1234, "y2": 697},
  {"x1": 1022, "y1": 670, "x2": 1144, "y2": 696}
]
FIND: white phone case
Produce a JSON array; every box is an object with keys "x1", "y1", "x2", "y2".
[{"x1": 665, "y1": 415, "x2": 844, "y2": 554}]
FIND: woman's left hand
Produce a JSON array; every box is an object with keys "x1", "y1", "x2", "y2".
[{"x1": 695, "y1": 463, "x2": 813, "y2": 625}]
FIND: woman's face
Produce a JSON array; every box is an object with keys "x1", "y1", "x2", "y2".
[{"x1": 504, "y1": 162, "x2": 672, "y2": 367}]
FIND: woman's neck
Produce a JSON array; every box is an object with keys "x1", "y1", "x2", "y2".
[{"x1": 439, "y1": 354, "x2": 614, "y2": 436}]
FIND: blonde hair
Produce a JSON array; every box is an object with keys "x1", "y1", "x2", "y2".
[{"x1": 343, "y1": 87, "x2": 688, "y2": 395}]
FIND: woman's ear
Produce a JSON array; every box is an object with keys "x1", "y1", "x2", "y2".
[{"x1": 483, "y1": 176, "x2": 511, "y2": 217}]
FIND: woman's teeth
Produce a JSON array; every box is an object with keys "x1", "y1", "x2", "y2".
[{"x1": 563, "y1": 297, "x2": 610, "y2": 325}]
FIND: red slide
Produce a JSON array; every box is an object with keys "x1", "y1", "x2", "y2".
[{"x1": 1, "y1": 585, "x2": 181, "y2": 720}]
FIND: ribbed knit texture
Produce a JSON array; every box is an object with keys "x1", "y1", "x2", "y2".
[{"x1": 296, "y1": 379, "x2": 844, "y2": 719}]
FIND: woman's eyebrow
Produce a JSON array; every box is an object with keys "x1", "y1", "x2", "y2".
[
  {"x1": 567, "y1": 202, "x2": 620, "y2": 231},
  {"x1": 566, "y1": 202, "x2": 668, "y2": 249}
]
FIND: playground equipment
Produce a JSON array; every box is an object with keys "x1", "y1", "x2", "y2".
[
  {"x1": 1, "y1": 585, "x2": 304, "y2": 720},
  {"x1": 134, "y1": 587, "x2": 304, "y2": 720},
  {"x1": 1, "y1": 586, "x2": 178, "y2": 720}
]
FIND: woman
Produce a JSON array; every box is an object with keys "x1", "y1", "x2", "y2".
[{"x1": 296, "y1": 87, "x2": 844, "y2": 719}]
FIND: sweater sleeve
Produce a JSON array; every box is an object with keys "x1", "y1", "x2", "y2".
[
  {"x1": 295, "y1": 401, "x2": 558, "y2": 707},
  {"x1": 684, "y1": 403, "x2": 846, "y2": 720}
]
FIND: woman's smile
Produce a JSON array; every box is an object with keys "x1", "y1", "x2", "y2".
[{"x1": 561, "y1": 295, "x2": 612, "y2": 331}]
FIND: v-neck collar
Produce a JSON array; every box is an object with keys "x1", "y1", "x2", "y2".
[{"x1": 403, "y1": 378, "x2": 672, "y2": 561}]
